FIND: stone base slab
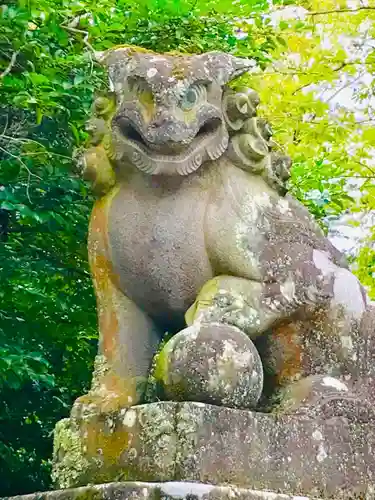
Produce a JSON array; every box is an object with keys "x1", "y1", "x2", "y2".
[
  {"x1": 52, "y1": 401, "x2": 375, "y2": 498},
  {"x1": 6, "y1": 481, "x2": 320, "y2": 500}
]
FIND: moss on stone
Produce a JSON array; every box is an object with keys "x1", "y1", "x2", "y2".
[
  {"x1": 106, "y1": 44, "x2": 156, "y2": 56},
  {"x1": 153, "y1": 347, "x2": 169, "y2": 387},
  {"x1": 185, "y1": 278, "x2": 219, "y2": 326},
  {"x1": 92, "y1": 354, "x2": 110, "y2": 391},
  {"x1": 170, "y1": 66, "x2": 186, "y2": 80},
  {"x1": 145, "y1": 333, "x2": 174, "y2": 403},
  {"x1": 52, "y1": 419, "x2": 91, "y2": 489},
  {"x1": 71, "y1": 486, "x2": 103, "y2": 500},
  {"x1": 52, "y1": 400, "x2": 182, "y2": 488}
]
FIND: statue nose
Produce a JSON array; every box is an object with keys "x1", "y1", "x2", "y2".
[{"x1": 151, "y1": 110, "x2": 170, "y2": 129}]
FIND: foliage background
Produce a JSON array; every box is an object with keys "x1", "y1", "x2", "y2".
[{"x1": 0, "y1": 0, "x2": 374, "y2": 495}]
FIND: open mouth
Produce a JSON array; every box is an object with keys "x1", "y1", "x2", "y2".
[
  {"x1": 114, "y1": 117, "x2": 222, "y2": 156},
  {"x1": 196, "y1": 119, "x2": 221, "y2": 137},
  {"x1": 121, "y1": 123, "x2": 146, "y2": 146}
]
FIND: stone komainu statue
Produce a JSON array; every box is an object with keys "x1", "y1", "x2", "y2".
[{"x1": 78, "y1": 46, "x2": 375, "y2": 418}]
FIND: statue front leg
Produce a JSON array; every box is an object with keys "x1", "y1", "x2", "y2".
[
  {"x1": 75, "y1": 281, "x2": 161, "y2": 413},
  {"x1": 74, "y1": 194, "x2": 161, "y2": 414},
  {"x1": 185, "y1": 275, "x2": 297, "y2": 339}
]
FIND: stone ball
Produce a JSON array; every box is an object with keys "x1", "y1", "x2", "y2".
[{"x1": 154, "y1": 322, "x2": 263, "y2": 409}]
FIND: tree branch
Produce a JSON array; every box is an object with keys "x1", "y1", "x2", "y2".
[
  {"x1": 292, "y1": 81, "x2": 315, "y2": 95},
  {"x1": 324, "y1": 72, "x2": 364, "y2": 103},
  {"x1": 60, "y1": 25, "x2": 95, "y2": 53},
  {"x1": 0, "y1": 134, "x2": 72, "y2": 161},
  {"x1": 0, "y1": 51, "x2": 19, "y2": 79},
  {"x1": 308, "y1": 6, "x2": 375, "y2": 16},
  {"x1": 352, "y1": 159, "x2": 375, "y2": 177},
  {"x1": 0, "y1": 145, "x2": 43, "y2": 202},
  {"x1": 339, "y1": 175, "x2": 375, "y2": 179}
]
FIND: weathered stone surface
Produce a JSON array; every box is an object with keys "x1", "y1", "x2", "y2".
[
  {"x1": 53, "y1": 402, "x2": 178, "y2": 489},
  {"x1": 77, "y1": 46, "x2": 375, "y2": 420},
  {"x1": 154, "y1": 323, "x2": 263, "y2": 409},
  {"x1": 52, "y1": 401, "x2": 375, "y2": 499},
  {"x1": 53, "y1": 46, "x2": 375, "y2": 500},
  {"x1": 5, "y1": 481, "x2": 321, "y2": 500}
]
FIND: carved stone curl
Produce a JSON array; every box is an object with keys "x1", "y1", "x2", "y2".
[
  {"x1": 78, "y1": 95, "x2": 116, "y2": 195},
  {"x1": 223, "y1": 87, "x2": 291, "y2": 195}
]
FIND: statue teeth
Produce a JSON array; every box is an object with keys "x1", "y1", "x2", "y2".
[
  {"x1": 207, "y1": 144, "x2": 219, "y2": 160},
  {"x1": 185, "y1": 160, "x2": 195, "y2": 175},
  {"x1": 194, "y1": 153, "x2": 202, "y2": 166},
  {"x1": 132, "y1": 151, "x2": 141, "y2": 162},
  {"x1": 140, "y1": 159, "x2": 154, "y2": 173}
]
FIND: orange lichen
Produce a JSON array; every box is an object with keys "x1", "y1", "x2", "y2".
[
  {"x1": 88, "y1": 187, "x2": 121, "y2": 361},
  {"x1": 75, "y1": 380, "x2": 137, "y2": 413},
  {"x1": 272, "y1": 322, "x2": 303, "y2": 386},
  {"x1": 101, "y1": 307, "x2": 119, "y2": 356},
  {"x1": 82, "y1": 146, "x2": 116, "y2": 196},
  {"x1": 82, "y1": 417, "x2": 133, "y2": 465},
  {"x1": 90, "y1": 257, "x2": 119, "y2": 358}
]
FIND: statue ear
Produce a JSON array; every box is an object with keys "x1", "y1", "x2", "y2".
[
  {"x1": 198, "y1": 52, "x2": 256, "y2": 85},
  {"x1": 227, "y1": 55, "x2": 257, "y2": 81},
  {"x1": 94, "y1": 47, "x2": 132, "y2": 67},
  {"x1": 94, "y1": 47, "x2": 134, "y2": 93}
]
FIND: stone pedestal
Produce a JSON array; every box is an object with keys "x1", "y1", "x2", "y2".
[
  {"x1": 52, "y1": 401, "x2": 375, "y2": 499},
  {"x1": 7, "y1": 481, "x2": 320, "y2": 500}
]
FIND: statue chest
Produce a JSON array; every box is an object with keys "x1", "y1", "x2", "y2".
[{"x1": 106, "y1": 178, "x2": 214, "y2": 328}]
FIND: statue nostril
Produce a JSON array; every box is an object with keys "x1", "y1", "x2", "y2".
[
  {"x1": 150, "y1": 109, "x2": 172, "y2": 129},
  {"x1": 151, "y1": 116, "x2": 168, "y2": 128}
]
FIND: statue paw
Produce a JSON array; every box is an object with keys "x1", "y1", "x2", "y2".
[
  {"x1": 71, "y1": 375, "x2": 147, "y2": 418},
  {"x1": 153, "y1": 322, "x2": 264, "y2": 410},
  {"x1": 71, "y1": 392, "x2": 128, "y2": 417}
]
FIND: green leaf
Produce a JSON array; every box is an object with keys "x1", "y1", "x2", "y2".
[
  {"x1": 73, "y1": 74, "x2": 85, "y2": 85},
  {"x1": 69, "y1": 122, "x2": 80, "y2": 144},
  {"x1": 0, "y1": 201, "x2": 15, "y2": 211}
]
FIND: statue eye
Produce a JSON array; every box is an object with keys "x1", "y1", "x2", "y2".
[{"x1": 180, "y1": 85, "x2": 206, "y2": 111}]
